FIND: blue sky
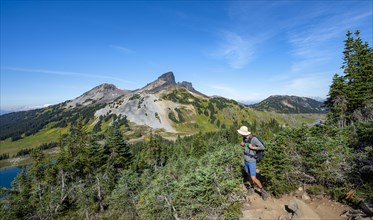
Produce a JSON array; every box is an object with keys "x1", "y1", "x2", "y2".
[{"x1": 1, "y1": 1, "x2": 372, "y2": 111}]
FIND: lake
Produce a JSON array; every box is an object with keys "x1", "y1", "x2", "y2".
[{"x1": 0, "y1": 166, "x2": 22, "y2": 189}]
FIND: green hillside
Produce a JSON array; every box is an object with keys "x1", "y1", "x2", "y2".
[{"x1": 250, "y1": 95, "x2": 326, "y2": 114}]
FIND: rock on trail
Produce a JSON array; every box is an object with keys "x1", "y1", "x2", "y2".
[{"x1": 240, "y1": 190, "x2": 352, "y2": 220}]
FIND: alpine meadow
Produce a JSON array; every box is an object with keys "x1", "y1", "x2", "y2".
[{"x1": 0, "y1": 30, "x2": 372, "y2": 219}]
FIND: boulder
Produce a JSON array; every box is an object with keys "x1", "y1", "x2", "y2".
[
  {"x1": 286, "y1": 198, "x2": 320, "y2": 220},
  {"x1": 360, "y1": 200, "x2": 373, "y2": 216}
]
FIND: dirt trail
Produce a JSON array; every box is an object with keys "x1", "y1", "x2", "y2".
[{"x1": 240, "y1": 188, "x2": 352, "y2": 220}]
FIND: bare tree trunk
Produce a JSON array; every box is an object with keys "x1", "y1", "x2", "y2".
[
  {"x1": 96, "y1": 175, "x2": 104, "y2": 212},
  {"x1": 38, "y1": 182, "x2": 42, "y2": 201},
  {"x1": 61, "y1": 170, "x2": 66, "y2": 199},
  {"x1": 85, "y1": 209, "x2": 90, "y2": 220},
  {"x1": 55, "y1": 170, "x2": 68, "y2": 214},
  {"x1": 163, "y1": 195, "x2": 179, "y2": 220}
]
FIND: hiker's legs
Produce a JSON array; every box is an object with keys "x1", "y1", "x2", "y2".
[
  {"x1": 247, "y1": 161, "x2": 263, "y2": 189},
  {"x1": 250, "y1": 175, "x2": 263, "y2": 189},
  {"x1": 244, "y1": 161, "x2": 254, "y2": 186},
  {"x1": 246, "y1": 161, "x2": 268, "y2": 199},
  {"x1": 248, "y1": 161, "x2": 269, "y2": 199}
]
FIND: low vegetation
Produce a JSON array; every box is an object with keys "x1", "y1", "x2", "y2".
[{"x1": 0, "y1": 117, "x2": 371, "y2": 219}]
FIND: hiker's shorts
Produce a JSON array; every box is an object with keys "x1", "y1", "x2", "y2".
[{"x1": 244, "y1": 161, "x2": 256, "y2": 176}]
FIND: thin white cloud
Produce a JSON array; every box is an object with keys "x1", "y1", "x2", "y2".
[
  {"x1": 287, "y1": 7, "x2": 372, "y2": 72},
  {"x1": 1, "y1": 66, "x2": 136, "y2": 84},
  {"x1": 213, "y1": 31, "x2": 254, "y2": 69},
  {"x1": 286, "y1": 73, "x2": 331, "y2": 97},
  {"x1": 290, "y1": 57, "x2": 332, "y2": 73},
  {"x1": 109, "y1": 45, "x2": 133, "y2": 54},
  {"x1": 217, "y1": 2, "x2": 331, "y2": 70}
]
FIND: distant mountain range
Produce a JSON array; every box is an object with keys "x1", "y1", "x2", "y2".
[
  {"x1": 0, "y1": 72, "x2": 326, "y2": 147},
  {"x1": 0, "y1": 110, "x2": 11, "y2": 115},
  {"x1": 0, "y1": 104, "x2": 52, "y2": 115},
  {"x1": 249, "y1": 95, "x2": 327, "y2": 114}
]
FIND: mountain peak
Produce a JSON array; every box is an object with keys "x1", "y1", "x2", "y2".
[
  {"x1": 66, "y1": 83, "x2": 127, "y2": 108},
  {"x1": 138, "y1": 71, "x2": 176, "y2": 92},
  {"x1": 93, "y1": 83, "x2": 118, "y2": 91},
  {"x1": 178, "y1": 81, "x2": 194, "y2": 91},
  {"x1": 158, "y1": 72, "x2": 176, "y2": 84}
]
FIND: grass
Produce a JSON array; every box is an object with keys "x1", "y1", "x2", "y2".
[
  {"x1": 0, "y1": 147, "x2": 60, "y2": 169},
  {"x1": 0, "y1": 127, "x2": 66, "y2": 157}
]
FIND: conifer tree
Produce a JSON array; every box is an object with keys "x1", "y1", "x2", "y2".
[
  {"x1": 325, "y1": 74, "x2": 348, "y2": 127},
  {"x1": 62, "y1": 116, "x2": 90, "y2": 177},
  {"x1": 86, "y1": 132, "x2": 109, "y2": 171},
  {"x1": 145, "y1": 133, "x2": 163, "y2": 170},
  {"x1": 8, "y1": 168, "x2": 33, "y2": 218},
  {"x1": 343, "y1": 31, "x2": 373, "y2": 121},
  {"x1": 106, "y1": 121, "x2": 132, "y2": 169},
  {"x1": 28, "y1": 148, "x2": 46, "y2": 205},
  {"x1": 326, "y1": 30, "x2": 373, "y2": 124}
]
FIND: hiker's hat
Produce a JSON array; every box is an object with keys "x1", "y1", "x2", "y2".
[{"x1": 237, "y1": 126, "x2": 251, "y2": 136}]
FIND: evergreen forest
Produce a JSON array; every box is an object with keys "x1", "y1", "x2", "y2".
[{"x1": 0, "y1": 31, "x2": 372, "y2": 219}]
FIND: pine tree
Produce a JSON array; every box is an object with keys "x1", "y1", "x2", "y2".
[
  {"x1": 342, "y1": 31, "x2": 373, "y2": 123},
  {"x1": 325, "y1": 74, "x2": 348, "y2": 127},
  {"x1": 61, "y1": 116, "x2": 90, "y2": 177},
  {"x1": 9, "y1": 167, "x2": 34, "y2": 218},
  {"x1": 86, "y1": 132, "x2": 109, "y2": 171},
  {"x1": 326, "y1": 30, "x2": 373, "y2": 125},
  {"x1": 28, "y1": 148, "x2": 46, "y2": 209},
  {"x1": 106, "y1": 121, "x2": 132, "y2": 169}
]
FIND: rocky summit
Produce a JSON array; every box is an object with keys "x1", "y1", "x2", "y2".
[
  {"x1": 158, "y1": 71, "x2": 176, "y2": 84},
  {"x1": 66, "y1": 83, "x2": 129, "y2": 108},
  {"x1": 66, "y1": 71, "x2": 206, "y2": 133}
]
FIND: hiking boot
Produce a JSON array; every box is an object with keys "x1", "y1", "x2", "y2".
[{"x1": 261, "y1": 188, "x2": 269, "y2": 200}]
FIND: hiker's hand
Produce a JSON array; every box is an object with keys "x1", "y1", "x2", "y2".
[
  {"x1": 240, "y1": 141, "x2": 244, "y2": 147},
  {"x1": 248, "y1": 144, "x2": 257, "y2": 150}
]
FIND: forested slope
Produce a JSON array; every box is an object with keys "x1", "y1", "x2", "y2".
[{"x1": 1, "y1": 117, "x2": 372, "y2": 219}]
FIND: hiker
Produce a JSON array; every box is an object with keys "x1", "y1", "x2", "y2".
[{"x1": 237, "y1": 125, "x2": 269, "y2": 200}]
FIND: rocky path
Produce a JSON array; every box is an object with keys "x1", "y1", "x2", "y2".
[{"x1": 240, "y1": 188, "x2": 353, "y2": 220}]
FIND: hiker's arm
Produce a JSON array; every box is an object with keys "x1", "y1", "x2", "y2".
[
  {"x1": 248, "y1": 143, "x2": 258, "y2": 150},
  {"x1": 251, "y1": 138, "x2": 265, "y2": 150}
]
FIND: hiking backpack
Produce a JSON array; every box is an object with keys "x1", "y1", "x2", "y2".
[{"x1": 247, "y1": 136, "x2": 265, "y2": 162}]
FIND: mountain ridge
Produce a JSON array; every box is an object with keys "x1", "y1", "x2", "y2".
[
  {"x1": 1, "y1": 73, "x2": 324, "y2": 116},
  {"x1": 0, "y1": 71, "x2": 326, "y2": 147},
  {"x1": 66, "y1": 83, "x2": 129, "y2": 108},
  {"x1": 249, "y1": 95, "x2": 327, "y2": 114}
]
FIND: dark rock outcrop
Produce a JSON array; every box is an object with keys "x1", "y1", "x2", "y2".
[
  {"x1": 178, "y1": 81, "x2": 195, "y2": 91},
  {"x1": 158, "y1": 72, "x2": 176, "y2": 85}
]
